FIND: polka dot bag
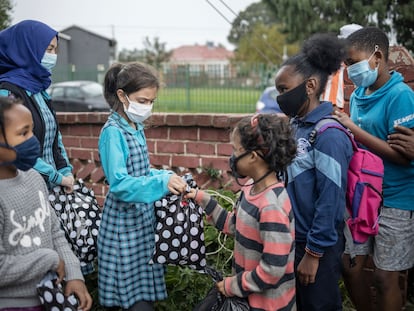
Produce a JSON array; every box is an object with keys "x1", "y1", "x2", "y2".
[
  {"x1": 37, "y1": 271, "x2": 78, "y2": 311},
  {"x1": 151, "y1": 173, "x2": 206, "y2": 271},
  {"x1": 48, "y1": 179, "x2": 102, "y2": 267}
]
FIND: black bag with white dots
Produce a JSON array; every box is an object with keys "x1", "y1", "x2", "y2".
[
  {"x1": 48, "y1": 179, "x2": 102, "y2": 267},
  {"x1": 37, "y1": 271, "x2": 78, "y2": 311},
  {"x1": 151, "y1": 173, "x2": 206, "y2": 271}
]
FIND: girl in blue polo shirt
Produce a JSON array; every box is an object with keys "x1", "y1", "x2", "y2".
[{"x1": 336, "y1": 26, "x2": 414, "y2": 311}]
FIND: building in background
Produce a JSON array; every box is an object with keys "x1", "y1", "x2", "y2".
[
  {"x1": 164, "y1": 42, "x2": 234, "y2": 86},
  {"x1": 54, "y1": 25, "x2": 117, "y2": 83}
]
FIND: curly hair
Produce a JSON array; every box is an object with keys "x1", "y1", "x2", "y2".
[
  {"x1": 282, "y1": 33, "x2": 346, "y2": 97},
  {"x1": 235, "y1": 114, "x2": 297, "y2": 176}
]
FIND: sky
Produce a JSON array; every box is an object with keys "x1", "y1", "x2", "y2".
[{"x1": 11, "y1": 0, "x2": 257, "y2": 51}]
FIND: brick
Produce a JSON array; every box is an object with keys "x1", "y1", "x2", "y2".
[
  {"x1": 71, "y1": 148, "x2": 93, "y2": 161},
  {"x1": 92, "y1": 150, "x2": 101, "y2": 163},
  {"x1": 62, "y1": 137, "x2": 80, "y2": 148},
  {"x1": 150, "y1": 154, "x2": 171, "y2": 167},
  {"x1": 213, "y1": 114, "x2": 232, "y2": 128},
  {"x1": 68, "y1": 125, "x2": 91, "y2": 137},
  {"x1": 200, "y1": 128, "x2": 230, "y2": 142},
  {"x1": 76, "y1": 162, "x2": 96, "y2": 181},
  {"x1": 170, "y1": 127, "x2": 198, "y2": 140},
  {"x1": 201, "y1": 157, "x2": 229, "y2": 171},
  {"x1": 71, "y1": 158, "x2": 83, "y2": 174},
  {"x1": 146, "y1": 127, "x2": 169, "y2": 139},
  {"x1": 193, "y1": 115, "x2": 213, "y2": 127},
  {"x1": 217, "y1": 143, "x2": 233, "y2": 156},
  {"x1": 147, "y1": 113, "x2": 165, "y2": 126},
  {"x1": 181, "y1": 114, "x2": 198, "y2": 126},
  {"x1": 186, "y1": 142, "x2": 215, "y2": 155},
  {"x1": 147, "y1": 140, "x2": 155, "y2": 153},
  {"x1": 165, "y1": 114, "x2": 181, "y2": 126},
  {"x1": 157, "y1": 141, "x2": 185, "y2": 154},
  {"x1": 91, "y1": 125, "x2": 103, "y2": 137},
  {"x1": 81, "y1": 137, "x2": 99, "y2": 149},
  {"x1": 171, "y1": 155, "x2": 200, "y2": 169},
  {"x1": 91, "y1": 167, "x2": 105, "y2": 183}
]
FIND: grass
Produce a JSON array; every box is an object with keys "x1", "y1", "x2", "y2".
[{"x1": 155, "y1": 87, "x2": 261, "y2": 113}]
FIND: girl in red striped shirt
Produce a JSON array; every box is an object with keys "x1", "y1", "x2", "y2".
[{"x1": 187, "y1": 114, "x2": 297, "y2": 311}]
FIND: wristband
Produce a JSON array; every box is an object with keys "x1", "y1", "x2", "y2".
[{"x1": 305, "y1": 246, "x2": 323, "y2": 258}]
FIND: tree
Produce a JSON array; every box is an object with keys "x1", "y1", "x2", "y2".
[
  {"x1": 234, "y1": 23, "x2": 299, "y2": 66},
  {"x1": 117, "y1": 48, "x2": 145, "y2": 63},
  {"x1": 0, "y1": 0, "x2": 12, "y2": 30},
  {"x1": 227, "y1": 1, "x2": 278, "y2": 46},
  {"x1": 263, "y1": 0, "x2": 414, "y2": 52},
  {"x1": 143, "y1": 36, "x2": 172, "y2": 70}
]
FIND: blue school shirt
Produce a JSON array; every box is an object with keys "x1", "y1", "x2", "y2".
[
  {"x1": 350, "y1": 71, "x2": 414, "y2": 211},
  {"x1": 97, "y1": 112, "x2": 172, "y2": 308}
]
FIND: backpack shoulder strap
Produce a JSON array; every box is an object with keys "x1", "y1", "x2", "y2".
[{"x1": 309, "y1": 117, "x2": 358, "y2": 151}]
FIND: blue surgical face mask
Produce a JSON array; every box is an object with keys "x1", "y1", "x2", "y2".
[
  {"x1": 347, "y1": 46, "x2": 379, "y2": 88},
  {"x1": 0, "y1": 136, "x2": 40, "y2": 171},
  {"x1": 41, "y1": 52, "x2": 57, "y2": 72}
]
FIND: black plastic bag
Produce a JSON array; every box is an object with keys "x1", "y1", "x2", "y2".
[
  {"x1": 37, "y1": 271, "x2": 78, "y2": 311},
  {"x1": 152, "y1": 173, "x2": 206, "y2": 271},
  {"x1": 48, "y1": 179, "x2": 102, "y2": 267},
  {"x1": 193, "y1": 267, "x2": 250, "y2": 311},
  {"x1": 219, "y1": 297, "x2": 250, "y2": 311}
]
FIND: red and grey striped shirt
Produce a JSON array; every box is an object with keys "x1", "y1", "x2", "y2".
[{"x1": 203, "y1": 182, "x2": 296, "y2": 311}]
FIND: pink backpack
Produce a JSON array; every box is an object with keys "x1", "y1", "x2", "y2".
[{"x1": 310, "y1": 118, "x2": 384, "y2": 244}]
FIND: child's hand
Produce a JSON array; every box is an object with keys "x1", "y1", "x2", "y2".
[
  {"x1": 216, "y1": 280, "x2": 227, "y2": 297},
  {"x1": 65, "y1": 279, "x2": 93, "y2": 311},
  {"x1": 55, "y1": 258, "x2": 65, "y2": 285},
  {"x1": 62, "y1": 175, "x2": 75, "y2": 193},
  {"x1": 167, "y1": 174, "x2": 187, "y2": 194},
  {"x1": 184, "y1": 188, "x2": 197, "y2": 200},
  {"x1": 334, "y1": 110, "x2": 354, "y2": 129}
]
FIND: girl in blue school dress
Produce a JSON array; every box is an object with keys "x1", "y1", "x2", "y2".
[{"x1": 98, "y1": 62, "x2": 187, "y2": 311}]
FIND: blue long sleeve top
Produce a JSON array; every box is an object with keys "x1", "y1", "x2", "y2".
[
  {"x1": 287, "y1": 102, "x2": 353, "y2": 256},
  {"x1": 98, "y1": 112, "x2": 172, "y2": 204}
]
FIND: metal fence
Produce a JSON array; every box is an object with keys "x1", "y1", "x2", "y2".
[{"x1": 51, "y1": 62, "x2": 277, "y2": 113}]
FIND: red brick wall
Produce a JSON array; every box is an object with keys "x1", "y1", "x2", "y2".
[{"x1": 57, "y1": 113, "x2": 249, "y2": 206}]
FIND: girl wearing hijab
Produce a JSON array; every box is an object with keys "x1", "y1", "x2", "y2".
[{"x1": 0, "y1": 20, "x2": 75, "y2": 193}]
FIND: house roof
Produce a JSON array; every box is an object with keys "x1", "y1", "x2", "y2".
[
  {"x1": 170, "y1": 44, "x2": 233, "y2": 62},
  {"x1": 59, "y1": 25, "x2": 117, "y2": 46}
]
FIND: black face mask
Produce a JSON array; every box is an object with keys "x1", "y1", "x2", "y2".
[
  {"x1": 276, "y1": 80, "x2": 308, "y2": 117},
  {"x1": 229, "y1": 151, "x2": 250, "y2": 179}
]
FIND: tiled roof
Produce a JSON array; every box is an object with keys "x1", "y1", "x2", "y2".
[{"x1": 170, "y1": 44, "x2": 234, "y2": 62}]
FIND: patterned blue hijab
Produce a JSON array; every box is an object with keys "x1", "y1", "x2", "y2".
[{"x1": 0, "y1": 20, "x2": 58, "y2": 93}]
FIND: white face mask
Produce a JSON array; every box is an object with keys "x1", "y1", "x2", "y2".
[
  {"x1": 41, "y1": 52, "x2": 57, "y2": 72},
  {"x1": 124, "y1": 95, "x2": 153, "y2": 123}
]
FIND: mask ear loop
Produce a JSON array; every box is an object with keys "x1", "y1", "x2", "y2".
[
  {"x1": 367, "y1": 45, "x2": 380, "y2": 62},
  {"x1": 369, "y1": 45, "x2": 380, "y2": 70}
]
